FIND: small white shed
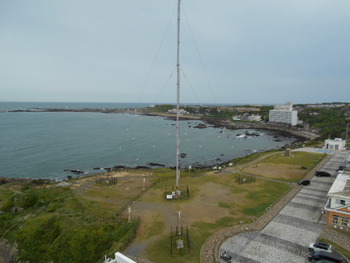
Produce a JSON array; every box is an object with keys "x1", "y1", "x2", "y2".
[
  {"x1": 104, "y1": 252, "x2": 136, "y2": 263},
  {"x1": 324, "y1": 138, "x2": 346, "y2": 151}
]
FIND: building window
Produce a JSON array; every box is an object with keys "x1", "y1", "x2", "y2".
[
  {"x1": 333, "y1": 215, "x2": 339, "y2": 224},
  {"x1": 332, "y1": 214, "x2": 350, "y2": 227},
  {"x1": 336, "y1": 199, "x2": 346, "y2": 205},
  {"x1": 345, "y1": 218, "x2": 350, "y2": 226}
]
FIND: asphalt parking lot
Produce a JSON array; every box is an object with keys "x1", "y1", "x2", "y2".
[{"x1": 220, "y1": 151, "x2": 348, "y2": 263}]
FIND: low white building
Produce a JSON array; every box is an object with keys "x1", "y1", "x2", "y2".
[
  {"x1": 232, "y1": 114, "x2": 261, "y2": 122},
  {"x1": 104, "y1": 252, "x2": 136, "y2": 263},
  {"x1": 247, "y1": 114, "x2": 262, "y2": 122},
  {"x1": 324, "y1": 138, "x2": 346, "y2": 151},
  {"x1": 168, "y1": 108, "x2": 189, "y2": 115},
  {"x1": 269, "y1": 102, "x2": 298, "y2": 126}
]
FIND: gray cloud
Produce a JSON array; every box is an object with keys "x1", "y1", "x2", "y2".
[{"x1": 1, "y1": 0, "x2": 349, "y2": 104}]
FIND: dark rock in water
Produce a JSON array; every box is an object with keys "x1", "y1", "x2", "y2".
[
  {"x1": 148, "y1": 162, "x2": 165, "y2": 167},
  {"x1": 245, "y1": 131, "x2": 260, "y2": 137},
  {"x1": 67, "y1": 175, "x2": 73, "y2": 180},
  {"x1": 0, "y1": 177, "x2": 10, "y2": 185},
  {"x1": 180, "y1": 153, "x2": 187, "y2": 158},
  {"x1": 64, "y1": 169, "x2": 86, "y2": 174},
  {"x1": 135, "y1": 166, "x2": 150, "y2": 169},
  {"x1": 104, "y1": 166, "x2": 126, "y2": 172},
  {"x1": 105, "y1": 165, "x2": 127, "y2": 171},
  {"x1": 93, "y1": 167, "x2": 106, "y2": 170},
  {"x1": 194, "y1": 123, "x2": 206, "y2": 129},
  {"x1": 113, "y1": 166, "x2": 127, "y2": 170}
]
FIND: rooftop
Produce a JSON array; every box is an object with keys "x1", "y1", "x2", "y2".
[{"x1": 328, "y1": 173, "x2": 350, "y2": 198}]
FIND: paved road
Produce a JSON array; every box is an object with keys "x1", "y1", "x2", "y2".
[{"x1": 220, "y1": 151, "x2": 348, "y2": 263}]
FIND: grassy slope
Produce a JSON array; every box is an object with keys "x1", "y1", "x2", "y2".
[
  {"x1": 242, "y1": 151, "x2": 325, "y2": 181},
  {"x1": 0, "y1": 183, "x2": 139, "y2": 263}
]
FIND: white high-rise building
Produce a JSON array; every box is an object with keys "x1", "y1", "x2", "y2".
[{"x1": 269, "y1": 102, "x2": 298, "y2": 126}]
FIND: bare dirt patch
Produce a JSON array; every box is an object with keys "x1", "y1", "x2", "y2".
[
  {"x1": 180, "y1": 182, "x2": 232, "y2": 224},
  {"x1": 71, "y1": 173, "x2": 154, "y2": 209},
  {"x1": 242, "y1": 163, "x2": 305, "y2": 180}
]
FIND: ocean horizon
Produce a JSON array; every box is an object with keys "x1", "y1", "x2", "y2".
[{"x1": 0, "y1": 102, "x2": 293, "y2": 180}]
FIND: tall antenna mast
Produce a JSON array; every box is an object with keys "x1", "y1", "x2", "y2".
[{"x1": 175, "y1": 0, "x2": 181, "y2": 190}]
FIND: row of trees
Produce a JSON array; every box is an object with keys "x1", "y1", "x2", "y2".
[{"x1": 297, "y1": 104, "x2": 350, "y2": 140}]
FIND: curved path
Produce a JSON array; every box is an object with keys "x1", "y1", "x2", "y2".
[{"x1": 124, "y1": 201, "x2": 180, "y2": 258}]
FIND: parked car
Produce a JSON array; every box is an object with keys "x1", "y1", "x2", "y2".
[
  {"x1": 338, "y1": 165, "x2": 345, "y2": 174},
  {"x1": 311, "y1": 260, "x2": 339, "y2": 263},
  {"x1": 309, "y1": 242, "x2": 332, "y2": 253},
  {"x1": 220, "y1": 251, "x2": 232, "y2": 262},
  {"x1": 308, "y1": 250, "x2": 343, "y2": 263},
  {"x1": 315, "y1": 171, "x2": 331, "y2": 177},
  {"x1": 299, "y1": 179, "x2": 310, "y2": 186}
]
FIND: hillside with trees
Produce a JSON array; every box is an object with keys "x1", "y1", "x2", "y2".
[{"x1": 296, "y1": 103, "x2": 350, "y2": 140}]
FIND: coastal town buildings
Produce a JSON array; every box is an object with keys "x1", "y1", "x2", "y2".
[
  {"x1": 232, "y1": 114, "x2": 262, "y2": 122},
  {"x1": 247, "y1": 114, "x2": 262, "y2": 122},
  {"x1": 305, "y1": 103, "x2": 349, "y2": 108},
  {"x1": 269, "y1": 102, "x2": 298, "y2": 126},
  {"x1": 167, "y1": 108, "x2": 189, "y2": 115},
  {"x1": 229, "y1": 107, "x2": 260, "y2": 112}
]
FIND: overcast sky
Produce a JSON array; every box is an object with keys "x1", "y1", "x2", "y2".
[{"x1": 1, "y1": 0, "x2": 349, "y2": 105}]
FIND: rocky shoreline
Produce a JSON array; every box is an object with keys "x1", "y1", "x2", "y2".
[
  {"x1": 5, "y1": 107, "x2": 317, "y2": 180},
  {"x1": 9, "y1": 106, "x2": 317, "y2": 141}
]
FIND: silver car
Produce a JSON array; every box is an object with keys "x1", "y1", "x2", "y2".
[{"x1": 308, "y1": 242, "x2": 332, "y2": 253}]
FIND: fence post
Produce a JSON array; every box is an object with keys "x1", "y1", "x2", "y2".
[{"x1": 171, "y1": 226, "x2": 173, "y2": 255}]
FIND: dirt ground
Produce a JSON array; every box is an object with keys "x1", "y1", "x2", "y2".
[
  {"x1": 71, "y1": 171, "x2": 154, "y2": 209},
  {"x1": 242, "y1": 163, "x2": 306, "y2": 180},
  {"x1": 122, "y1": 178, "x2": 239, "y2": 259},
  {"x1": 181, "y1": 182, "x2": 234, "y2": 223},
  {"x1": 133, "y1": 181, "x2": 233, "y2": 230}
]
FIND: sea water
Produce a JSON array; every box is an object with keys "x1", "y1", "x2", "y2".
[{"x1": 0, "y1": 102, "x2": 293, "y2": 180}]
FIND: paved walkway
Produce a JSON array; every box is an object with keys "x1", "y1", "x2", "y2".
[
  {"x1": 217, "y1": 151, "x2": 348, "y2": 263},
  {"x1": 200, "y1": 150, "x2": 349, "y2": 263}
]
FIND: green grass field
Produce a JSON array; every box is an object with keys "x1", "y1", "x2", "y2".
[{"x1": 1, "y1": 150, "x2": 348, "y2": 263}]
